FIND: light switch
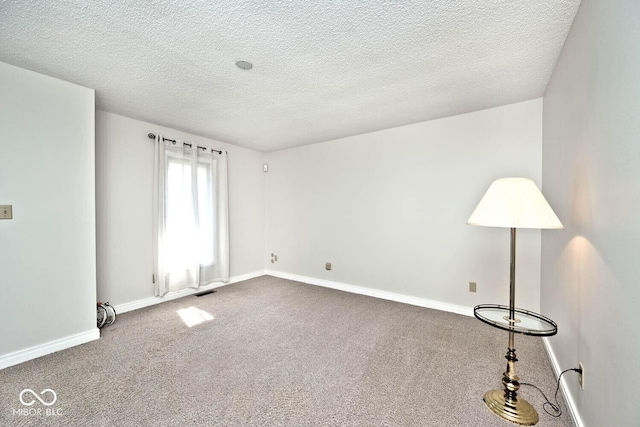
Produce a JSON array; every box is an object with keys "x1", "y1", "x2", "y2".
[{"x1": 1, "y1": 205, "x2": 12, "y2": 219}]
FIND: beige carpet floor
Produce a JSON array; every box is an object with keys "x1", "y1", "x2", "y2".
[{"x1": 0, "y1": 275, "x2": 574, "y2": 426}]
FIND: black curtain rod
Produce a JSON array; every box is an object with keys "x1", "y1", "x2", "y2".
[{"x1": 147, "y1": 133, "x2": 224, "y2": 155}]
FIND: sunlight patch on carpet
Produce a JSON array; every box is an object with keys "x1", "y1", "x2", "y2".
[{"x1": 177, "y1": 307, "x2": 214, "y2": 327}]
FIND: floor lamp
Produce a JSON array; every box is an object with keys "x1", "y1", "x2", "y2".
[{"x1": 468, "y1": 177, "x2": 563, "y2": 425}]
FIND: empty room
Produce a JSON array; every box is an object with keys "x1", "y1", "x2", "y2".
[{"x1": 0, "y1": 1, "x2": 638, "y2": 426}]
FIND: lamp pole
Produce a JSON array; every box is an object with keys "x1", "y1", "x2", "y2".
[
  {"x1": 504, "y1": 228, "x2": 520, "y2": 405},
  {"x1": 483, "y1": 227, "x2": 538, "y2": 425}
]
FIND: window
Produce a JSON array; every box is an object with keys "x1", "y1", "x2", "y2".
[{"x1": 153, "y1": 137, "x2": 229, "y2": 296}]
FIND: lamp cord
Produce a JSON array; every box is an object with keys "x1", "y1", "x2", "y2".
[{"x1": 520, "y1": 368, "x2": 582, "y2": 418}]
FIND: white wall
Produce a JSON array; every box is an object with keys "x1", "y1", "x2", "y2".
[
  {"x1": 0, "y1": 61, "x2": 97, "y2": 367},
  {"x1": 541, "y1": 0, "x2": 640, "y2": 425},
  {"x1": 266, "y1": 99, "x2": 544, "y2": 312},
  {"x1": 95, "y1": 111, "x2": 265, "y2": 308}
]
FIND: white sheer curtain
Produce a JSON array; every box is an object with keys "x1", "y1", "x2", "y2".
[{"x1": 153, "y1": 134, "x2": 229, "y2": 297}]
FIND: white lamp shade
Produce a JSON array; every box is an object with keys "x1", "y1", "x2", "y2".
[{"x1": 467, "y1": 178, "x2": 564, "y2": 229}]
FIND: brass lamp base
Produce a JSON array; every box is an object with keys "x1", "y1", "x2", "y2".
[{"x1": 484, "y1": 390, "x2": 539, "y2": 426}]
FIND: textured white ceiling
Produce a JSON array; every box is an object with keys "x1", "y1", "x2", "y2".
[{"x1": 0, "y1": 1, "x2": 581, "y2": 152}]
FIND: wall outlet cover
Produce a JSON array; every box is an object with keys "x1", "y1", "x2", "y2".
[{"x1": 0, "y1": 205, "x2": 12, "y2": 219}]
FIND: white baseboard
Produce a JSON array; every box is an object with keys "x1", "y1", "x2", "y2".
[
  {"x1": 114, "y1": 270, "x2": 265, "y2": 314},
  {"x1": 0, "y1": 328, "x2": 100, "y2": 371},
  {"x1": 265, "y1": 270, "x2": 474, "y2": 317},
  {"x1": 542, "y1": 337, "x2": 583, "y2": 427}
]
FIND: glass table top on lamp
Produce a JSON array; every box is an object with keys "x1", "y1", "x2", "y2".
[{"x1": 468, "y1": 177, "x2": 563, "y2": 426}]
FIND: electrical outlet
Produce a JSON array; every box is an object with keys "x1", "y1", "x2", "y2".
[
  {"x1": 579, "y1": 362, "x2": 585, "y2": 389},
  {"x1": 325, "y1": 262, "x2": 332, "y2": 271},
  {"x1": 469, "y1": 282, "x2": 477, "y2": 292},
  {"x1": 0, "y1": 205, "x2": 12, "y2": 219}
]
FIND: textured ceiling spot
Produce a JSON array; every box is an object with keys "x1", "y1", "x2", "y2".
[{"x1": 0, "y1": 1, "x2": 582, "y2": 152}]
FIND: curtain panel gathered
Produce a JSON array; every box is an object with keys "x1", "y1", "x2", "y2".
[{"x1": 153, "y1": 135, "x2": 229, "y2": 297}]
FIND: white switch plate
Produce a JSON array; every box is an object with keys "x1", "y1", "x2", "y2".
[{"x1": 0, "y1": 205, "x2": 12, "y2": 219}]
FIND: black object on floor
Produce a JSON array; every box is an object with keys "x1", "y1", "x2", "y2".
[{"x1": 194, "y1": 290, "x2": 216, "y2": 297}]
